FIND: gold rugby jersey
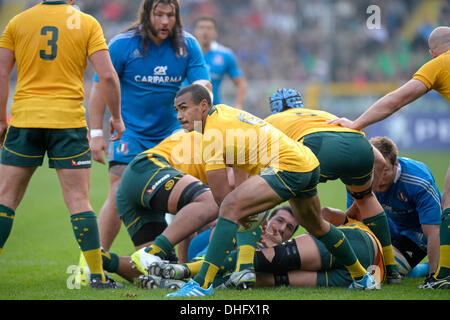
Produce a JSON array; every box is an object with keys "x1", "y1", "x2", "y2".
[
  {"x1": 265, "y1": 108, "x2": 363, "y2": 142},
  {"x1": 0, "y1": 1, "x2": 108, "y2": 128},
  {"x1": 202, "y1": 104, "x2": 319, "y2": 175},
  {"x1": 413, "y1": 49, "x2": 450, "y2": 102},
  {"x1": 141, "y1": 131, "x2": 207, "y2": 184}
]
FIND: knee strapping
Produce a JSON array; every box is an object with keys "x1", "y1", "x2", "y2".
[{"x1": 255, "y1": 239, "x2": 301, "y2": 274}]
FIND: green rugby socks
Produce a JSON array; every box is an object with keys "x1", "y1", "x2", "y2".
[
  {"x1": 71, "y1": 211, "x2": 105, "y2": 281},
  {"x1": 318, "y1": 224, "x2": 367, "y2": 280},
  {"x1": 101, "y1": 248, "x2": 119, "y2": 273},
  {"x1": 363, "y1": 212, "x2": 399, "y2": 275},
  {"x1": 234, "y1": 227, "x2": 262, "y2": 272},
  {"x1": 0, "y1": 204, "x2": 15, "y2": 254},
  {"x1": 145, "y1": 234, "x2": 173, "y2": 260},
  {"x1": 194, "y1": 217, "x2": 238, "y2": 289}
]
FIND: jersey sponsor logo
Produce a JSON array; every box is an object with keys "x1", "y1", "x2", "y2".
[
  {"x1": 147, "y1": 174, "x2": 171, "y2": 195},
  {"x1": 133, "y1": 66, "x2": 183, "y2": 84},
  {"x1": 154, "y1": 66, "x2": 168, "y2": 76},
  {"x1": 134, "y1": 73, "x2": 182, "y2": 84}
]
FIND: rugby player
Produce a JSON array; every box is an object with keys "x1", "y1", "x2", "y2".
[
  {"x1": 0, "y1": 0, "x2": 124, "y2": 289},
  {"x1": 193, "y1": 16, "x2": 247, "y2": 109},
  {"x1": 88, "y1": 0, "x2": 211, "y2": 251},
  {"x1": 265, "y1": 88, "x2": 401, "y2": 283},
  {"x1": 329, "y1": 26, "x2": 450, "y2": 289},
  {"x1": 167, "y1": 84, "x2": 379, "y2": 297}
]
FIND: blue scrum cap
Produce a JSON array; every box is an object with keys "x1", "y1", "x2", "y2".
[{"x1": 269, "y1": 88, "x2": 303, "y2": 114}]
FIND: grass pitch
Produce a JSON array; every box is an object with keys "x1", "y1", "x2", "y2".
[{"x1": 0, "y1": 151, "x2": 449, "y2": 303}]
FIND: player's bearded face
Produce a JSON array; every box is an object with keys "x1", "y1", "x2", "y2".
[{"x1": 150, "y1": 3, "x2": 176, "y2": 40}]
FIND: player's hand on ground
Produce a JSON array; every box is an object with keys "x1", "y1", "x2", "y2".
[
  {"x1": 260, "y1": 224, "x2": 282, "y2": 248},
  {"x1": 90, "y1": 136, "x2": 109, "y2": 164},
  {"x1": 109, "y1": 116, "x2": 125, "y2": 141},
  {"x1": 326, "y1": 117, "x2": 356, "y2": 129}
]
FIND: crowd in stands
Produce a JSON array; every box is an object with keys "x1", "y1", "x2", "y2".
[
  {"x1": 18, "y1": 0, "x2": 448, "y2": 84},
  {"x1": 14, "y1": 0, "x2": 449, "y2": 112},
  {"x1": 57, "y1": 0, "x2": 450, "y2": 85}
]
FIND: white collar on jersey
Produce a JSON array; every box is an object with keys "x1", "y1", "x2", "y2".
[
  {"x1": 210, "y1": 41, "x2": 219, "y2": 51},
  {"x1": 394, "y1": 161, "x2": 402, "y2": 183}
]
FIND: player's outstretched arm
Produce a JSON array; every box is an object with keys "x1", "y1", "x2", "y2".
[
  {"x1": 422, "y1": 224, "x2": 440, "y2": 275},
  {"x1": 0, "y1": 48, "x2": 14, "y2": 146},
  {"x1": 328, "y1": 79, "x2": 428, "y2": 130}
]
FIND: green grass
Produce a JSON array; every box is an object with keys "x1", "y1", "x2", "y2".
[{"x1": 0, "y1": 152, "x2": 449, "y2": 301}]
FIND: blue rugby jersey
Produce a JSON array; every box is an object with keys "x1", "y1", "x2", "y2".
[
  {"x1": 93, "y1": 29, "x2": 209, "y2": 150},
  {"x1": 202, "y1": 41, "x2": 243, "y2": 105},
  {"x1": 347, "y1": 157, "x2": 442, "y2": 247}
]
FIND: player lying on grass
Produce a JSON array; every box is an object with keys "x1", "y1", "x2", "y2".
[
  {"x1": 186, "y1": 205, "x2": 299, "y2": 263},
  {"x1": 137, "y1": 205, "x2": 299, "y2": 289},
  {"x1": 77, "y1": 130, "x2": 219, "y2": 285},
  {"x1": 142, "y1": 206, "x2": 384, "y2": 289}
]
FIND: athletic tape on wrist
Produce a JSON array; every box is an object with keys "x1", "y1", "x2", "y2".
[{"x1": 90, "y1": 129, "x2": 103, "y2": 138}]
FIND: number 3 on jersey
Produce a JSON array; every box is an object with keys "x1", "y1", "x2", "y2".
[{"x1": 40, "y1": 26, "x2": 58, "y2": 61}]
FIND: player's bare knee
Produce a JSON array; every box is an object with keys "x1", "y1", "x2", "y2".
[
  {"x1": 193, "y1": 190, "x2": 216, "y2": 206},
  {"x1": 321, "y1": 207, "x2": 333, "y2": 219},
  {"x1": 299, "y1": 210, "x2": 329, "y2": 237},
  {"x1": 219, "y1": 192, "x2": 243, "y2": 221}
]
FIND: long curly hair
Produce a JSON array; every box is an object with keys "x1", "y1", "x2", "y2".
[{"x1": 126, "y1": 0, "x2": 185, "y2": 56}]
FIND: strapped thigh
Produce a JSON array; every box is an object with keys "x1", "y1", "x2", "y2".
[{"x1": 177, "y1": 180, "x2": 211, "y2": 211}]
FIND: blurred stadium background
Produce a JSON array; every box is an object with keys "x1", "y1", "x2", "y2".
[{"x1": 1, "y1": 0, "x2": 449, "y2": 151}]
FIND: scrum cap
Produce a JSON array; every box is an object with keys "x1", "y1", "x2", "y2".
[{"x1": 269, "y1": 88, "x2": 303, "y2": 114}]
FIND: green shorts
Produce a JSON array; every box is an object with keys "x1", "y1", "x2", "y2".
[
  {"x1": 303, "y1": 132, "x2": 374, "y2": 186},
  {"x1": 314, "y1": 227, "x2": 376, "y2": 287},
  {"x1": 1, "y1": 126, "x2": 91, "y2": 168},
  {"x1": 259, "y1": 166, "x2": 319, "y2": 200},
  {"x1": 116, "y1": 154, "x2": 182, "y2": 240}
]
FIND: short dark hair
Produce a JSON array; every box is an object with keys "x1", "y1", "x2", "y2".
[
  {"x1": 176, "y1": 84, "x2": 212, "y2": 107},
  {"x1": 194, "y1": 16, "x2": 217, "y2": 29},
  {"x1": 370, "y1": 136, "x2": 398, "y2": 166},
  {"x1": 269, "y1": 205, "x2": 299, "y2": 234}
]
